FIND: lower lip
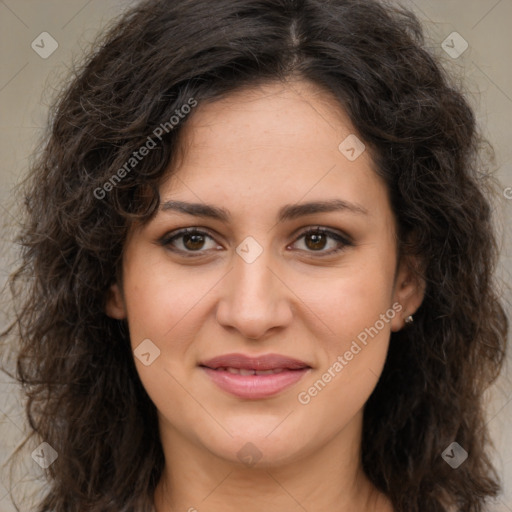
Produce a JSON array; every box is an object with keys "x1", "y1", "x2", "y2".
[{"x1": 201, "y1": 367, "x2": 310, "y2": 399}]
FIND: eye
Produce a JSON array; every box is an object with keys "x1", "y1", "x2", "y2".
[
  {"x1": 158, "y1": 228, "x2": 222, "y2": 256},
  {"x1": 290, "y1": 227, "x2": 352, "y2": 256},
  {"x1": 158, "y1": 226, "x2": 352, "y2": 258}
]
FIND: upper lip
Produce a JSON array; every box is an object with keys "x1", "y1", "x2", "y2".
[{"x1": 200, "y1": 353, "x2": 311, "y2": 371}]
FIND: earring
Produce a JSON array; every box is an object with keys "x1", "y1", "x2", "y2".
[{"x1": 405, "y1": 315, "x2": 414, "y2": 324}]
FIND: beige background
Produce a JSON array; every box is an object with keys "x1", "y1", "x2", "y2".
[{"x1": 0, "y1": 1, "x2": 511, "y2": 511}]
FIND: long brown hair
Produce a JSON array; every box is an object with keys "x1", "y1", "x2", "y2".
[{"x1": 1, "y1": 0, "x2": 508, "y2": 511}]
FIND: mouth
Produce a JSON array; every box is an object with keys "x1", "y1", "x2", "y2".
[
  {"x1": 207, "y1": 367, "x2": 293, "y2": 375},
  {"x1": 199, "y1": 353, "x2": 312, "y2": 399}
]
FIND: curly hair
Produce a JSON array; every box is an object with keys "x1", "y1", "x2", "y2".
[{"x1": 1, "y1": 0, "x2": 508, "y2": 511}]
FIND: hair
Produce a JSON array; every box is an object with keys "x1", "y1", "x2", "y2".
[{"x1": 1, "y1": 0, "x2": 508, "y2": 511}]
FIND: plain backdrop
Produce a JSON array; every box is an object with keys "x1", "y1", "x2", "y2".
[{"x1": 0, "y1": 1, "x2": 511, "y2": 511}]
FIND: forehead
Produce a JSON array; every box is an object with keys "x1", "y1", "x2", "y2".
[
  {"x1": 158, "y1": 80, "x2": 389, "y2": 223},
  {"x1": 176, "y1": 79, "x2": 355, "y2": 158}
]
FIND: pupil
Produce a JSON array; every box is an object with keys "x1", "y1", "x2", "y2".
[
  {"x1": 307, "y1": 232, "x2": 326, "y2": 250},
  {"x1": 184, "y1": 233, "x2": 204, "y2": 250}
]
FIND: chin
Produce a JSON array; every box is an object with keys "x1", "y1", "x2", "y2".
[{"x1": 199, "y1": 421, "x2": 313, "y2": 469}]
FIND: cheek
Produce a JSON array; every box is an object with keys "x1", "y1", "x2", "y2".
[
  {"x1": 296, "y1": 300, "x2": 392, "y2": 434},
  {"x1": 294, "y1": 250, "x2": 395, "y2": 346},
  {"x1": 121, "y1": 254, "x2": 213, "y2": 347},
  {"x1": 293, "y1": 251, "x2": 395, "y2": 404}
]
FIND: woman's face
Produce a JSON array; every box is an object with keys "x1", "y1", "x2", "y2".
[{"x1": 107, "y1": 80, "x2": 423, "y2": 467}]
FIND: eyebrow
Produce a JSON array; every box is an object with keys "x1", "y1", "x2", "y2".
[{"x1": 160, "y1": 198, "x2": 368, "y2": 223}]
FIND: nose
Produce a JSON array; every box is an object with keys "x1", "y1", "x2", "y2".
[{"x1": 215, "y1": 243, "x2": 293, "y2": 341}]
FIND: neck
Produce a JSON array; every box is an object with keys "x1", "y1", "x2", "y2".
[{"x1": 153, "y1": 411, "x2": 393, "y2": 512}]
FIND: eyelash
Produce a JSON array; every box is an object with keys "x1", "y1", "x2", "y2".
[{"x1": 157, "y1": 226, "x2": 353, "y2": 258}]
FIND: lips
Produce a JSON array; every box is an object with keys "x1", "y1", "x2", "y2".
[
  {"x1": 200, "y1": 353, "x2": 310, "y2": 371},
  {"x1": 199, "y1": 353, "x2": 311, "y2": 399}
]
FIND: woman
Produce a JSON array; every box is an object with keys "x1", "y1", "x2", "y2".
[{"x1": 1, "y1": 0, "x2": 508, "y2": 511}]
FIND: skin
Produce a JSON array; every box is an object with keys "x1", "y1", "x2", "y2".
[{"x1": 107, "y1": 79, "x2": 425, "y2": 512}]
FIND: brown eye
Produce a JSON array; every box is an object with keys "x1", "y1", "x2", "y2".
[
  {"x1": 182, "y1": 232, "x2": 207, "y2": 251},
  {"x1": 158, "y1": 226, "x2": 352, "y2": 258},
  {"x1": 159, "y1": 228, "x2": 221, "y2": 256},
  {"x1": 291, "y1": 227, "x2": 352, "y2": 256},
  {"x1": 304, "y1": 231, "x2": 328, "y2": 251}
]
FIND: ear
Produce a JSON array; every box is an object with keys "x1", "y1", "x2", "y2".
[
  {"x1": 390, "y1": 255, "x2": 425, "y2": 332},
  {"x1": 105, "y1": 282, "x2": 127, "y2": 319}
]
